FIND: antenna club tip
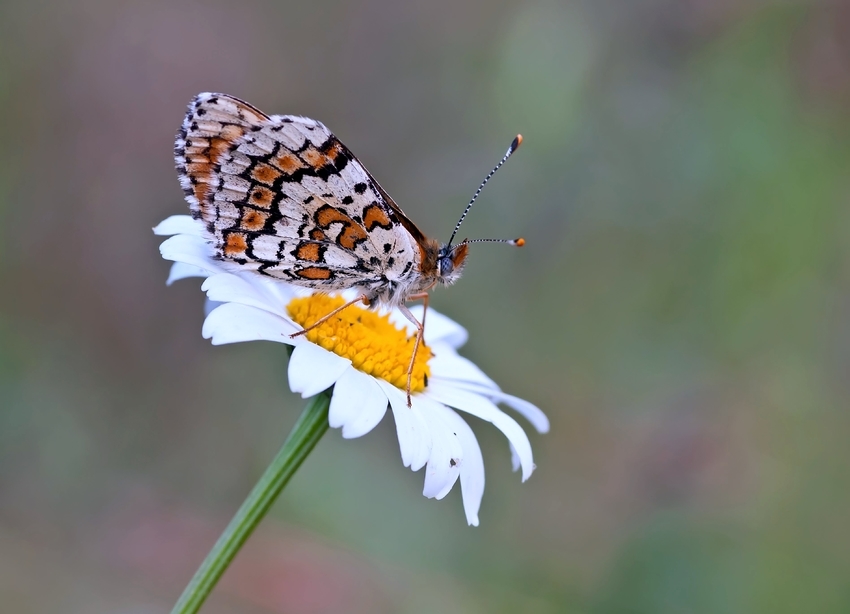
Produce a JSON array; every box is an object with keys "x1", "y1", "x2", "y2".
[
  {"x1": 510, "y1": 134, "x2": 523, "y2": 152},
  {"x1": 514, "y1": 237, "x2": 526, "y2": 247}
]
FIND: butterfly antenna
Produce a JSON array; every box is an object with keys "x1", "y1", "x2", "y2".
[
  {"x1": 447, "y1": 134, "x2": 523, "y2": 248},
  {"x1": 461, "y1": 237, "x2": 525, "y2": 247}
]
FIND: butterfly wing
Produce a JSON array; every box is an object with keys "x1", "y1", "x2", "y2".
[{"x1": 174, "y1": 93, "x2": 420, "y2": 292}]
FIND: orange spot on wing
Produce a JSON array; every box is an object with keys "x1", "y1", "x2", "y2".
[
  {"x1": 251, "y1": 163, "x2": 281, "y2": 185},
  {"x1": 185, "y1": 162, "x2": 211, "y2": 176},
  {"x1": 314, "y1": 206, "x2": 368, "y2": 250},
  {"x1": 208, "y1": 137, "x2": 230, "y2": 159},
  {"x1": 273, "y1": 152, "x2": 304, "y2": 174},
  {"x1": 310, "y1": 229, "x2": 327, "y2": 241},
  {"x1": 363, "y1": 204, "x2": 391, "y2": 231},
  {"x1": 301, "y1": 147, "x2": 327, "y2": 171},
  {"x1": 223, "y1": 233, "x2": 248, "y2": 257},
  {"x1": 241, "y1": 210, "x2": 268, "y2": 231},
  {"x1": 248, "y1": 186, "x2": 274, "y2": 208},
  {"x1": 296, "y1": 266, "x2": 331, "y2": 280},
  {"x1": 316, "y1": 206, "x2": 351, "y2": 227},
  {"x1": 208, "y1": 125, "x2": 243, "y2": 161},
  {"x1": 295, "y1": 242, "x2": 322, "y2": 262},
  {"x1": 322, "y1": 141, "x2": 342, "y2": 159},
  {"x1": 339, "y1": 228, "x2": 367, "y2": 250}
]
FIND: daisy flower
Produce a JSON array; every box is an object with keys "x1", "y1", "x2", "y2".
[{"x1": 155, "y1": 215, "x2": 549, "y2": 525}]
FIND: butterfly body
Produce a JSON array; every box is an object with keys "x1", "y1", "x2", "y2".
[{"x1": 174, "y1": 92, "x2": 468, "y2": 310}]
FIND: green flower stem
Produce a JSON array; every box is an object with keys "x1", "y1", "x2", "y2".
[{"x1": 171, "y1": 391, "x2": 331, "y2": 614}]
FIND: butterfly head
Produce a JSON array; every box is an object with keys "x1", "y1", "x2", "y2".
[{"x1": 436, "y1": 242, "x2": 469, "y2": 285}]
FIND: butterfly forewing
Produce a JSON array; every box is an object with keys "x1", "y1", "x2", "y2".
[{"x1": 175, "y1": 93, "x2": 420, "y2": 292}]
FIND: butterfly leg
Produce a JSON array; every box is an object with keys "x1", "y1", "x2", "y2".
[
  {"x1": 289, "y1": 295, "x2": 370, "y2": 339},
  {"x1": 399, "y1": 292, "x2": 430, "y2": 407}
]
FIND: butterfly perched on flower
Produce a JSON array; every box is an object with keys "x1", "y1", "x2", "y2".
[{"x1": 174, "y1": 93, "x2": 523, "y2": 404}]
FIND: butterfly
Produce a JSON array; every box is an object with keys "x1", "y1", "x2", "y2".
[{"x1": 175, "y1": 93, "x2": 523, "y2": 404}]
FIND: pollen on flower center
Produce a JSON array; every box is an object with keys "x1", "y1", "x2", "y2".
[{"x1": 287, "y1": 295, "x2": 432, "y2": 393}]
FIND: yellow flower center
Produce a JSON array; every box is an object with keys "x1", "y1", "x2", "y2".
[{"x1": 287, "y1": 294, "x2": 432, "y2": 392}]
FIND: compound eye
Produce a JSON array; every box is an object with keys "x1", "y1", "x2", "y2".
[{"x1": 439, "y1": 257, "x2": 454, "y2": 277}]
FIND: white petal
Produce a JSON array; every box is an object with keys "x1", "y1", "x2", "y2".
[
  {"x1": 159, "y1": 234, "x2": 219, "y2": 272},
  {"x1": 252, "y1": 275, "x2": 302, "y2": 307},
  {"x1": 288, "y1": 342, "x2": 351, "y2": 398},
  {"x1": 202, "y1": 303, "x2": 298, "y2": 344},
  {"x1": 451, "y1": 383, "x2": 550, "y2": 434},
  {"x1": 494, "y1": 390, "x2": 550, "y2": 434},
  {"x1": 416, "y1": 395, "x2": 462, "y2": 500},
  {"x1": 202, "y1": 274, "x2": 284, "y2": 316},
  {"x1": 377, "y1": 380, "x2": 432, "y2": 471},
  {"x1": 510, "y1": 443, "x2": 521, "y2": 472},
  {"x1": 329, "y1": 368, "x2": 388, "y2": 438},
  {"x1": 153, "y1": 215, "x2": 205, "y2": 237},
  {"x1": 166, "y1": 262, "x2": 209, "y2": 285},
  {"x1": 409, "y1": 305, "x2": 469, "y2": 348},
  {"x1": 425, "y1": 382, "x2": 535, "y2": 482},
  {"x1": 429, "y1": 346, "x2": 500, "y2": 390},
  {"x1": 433, "y1": 405, "x2": 485, "y2": 526}
]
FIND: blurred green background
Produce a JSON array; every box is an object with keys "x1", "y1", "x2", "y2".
[{"x1": 2, "y1": 1, "x2": 850, "y2": 612}]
